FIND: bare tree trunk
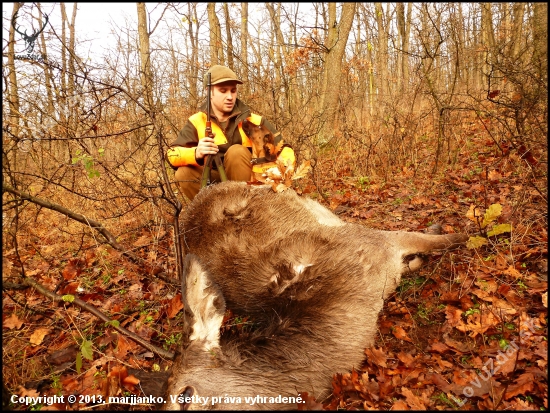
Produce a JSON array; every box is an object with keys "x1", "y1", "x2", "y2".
[
  {"x1": 472, "y1": 6, "x2": 482, "y2": 91},
  {"x1": 240, "y1": 3, "x2": 249, "y2": 96},
  {"x1": 60, "y1": 3, "x2": 68, "y2": 128},
  {"x1": 532, "y1": 2, "x2": 547, "y2": 78},
  {"x1": 511, "y1": 3, "x2": 525, "y2": 60},
  {"x1": 403, "y1": 3, "x2": 412, "y2": 91},
  {"x1": 396, "y1": 3, "x2": 413, "y2": 93},
  {"x1": 7, "y1": 2, "x2": 22, "y2": 139},
  {"x1": 396, "y1": 3, "x2": 405, "y2": 92},
  {"x1": 68, "y1": 3, "x2": 78, "y2": 134},
  {"x1": 500, "y1": 3, "x2": 510, "y2": 53},
  {"x1": 481, "y1": 3, "x2": 496, "y2": 89},
  {"x1": 318, "y1": 3, "x2": 356, "y2": 144},
  {"x1": 357, "y1": 4, "x2": 375, "y2": 117},
  {"x1": 68, "y1": 3, "x2": 77, "y2": 98},
  {"x1": 187, "y1": 3, "x2": 199, "y2": 108},
  {"x1": 137, "y1": 3, "x2": 153, "y2": 109},
  {"x1": 375, "y1": 3, "x2": 388, "y2": 105},
  {"x1": 207, "y1": 3, "x2": 224, "y2": 65},
  {"x1": 354, "y1": 10, "x2": 365, "y2": 121},
  {"x1": 455, "y1": 3, "x2": 466, "y2": 89},
  {"x1": 223, "y1": 3, "x2": 234, "y2": 69},
  {"x1": 37, "y1": 4, "x2": 55, "y2": 120},
  {"x1": 266, "y1": 3, "x2": 288, "y2": 120},
  {"x1": 136, "y1": 2, "x2": 155, "y2": 151}
]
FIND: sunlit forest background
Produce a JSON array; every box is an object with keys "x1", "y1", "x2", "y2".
[{"x1": 2, "y1": 3, "x2": 547, "y2": 411}]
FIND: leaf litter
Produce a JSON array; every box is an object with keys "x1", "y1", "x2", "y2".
[{"x1": 2, "y1": 134, "x2": 547, "y2": 410}]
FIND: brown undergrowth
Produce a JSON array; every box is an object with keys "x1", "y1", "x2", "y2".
[{"x1": 2, "y1": 129, "x2": 547, "y2": 410}]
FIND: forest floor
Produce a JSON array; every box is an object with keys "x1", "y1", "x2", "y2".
[{"x1": 2, "y1": 132, "x2": 547, "y2": 411}]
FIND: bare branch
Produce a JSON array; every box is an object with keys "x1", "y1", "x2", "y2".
[{"x1": 18, "y1": 276, "x2": 175, "y2": 360}]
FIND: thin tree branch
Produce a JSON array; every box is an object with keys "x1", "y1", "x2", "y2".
[
  {"x1": 19, "y1": 276, "x2": 175, "y2": 360},
  {"x1": 3, "y1": 183, "x2": 126, "y2": 254},
  {"x1": 2, "y1": 183, "x2": 181, "y2": 287}
]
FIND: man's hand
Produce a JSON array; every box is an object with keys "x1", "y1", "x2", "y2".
[{"x1": 195, "y1": 134, "x2": 219, "y2": 160}]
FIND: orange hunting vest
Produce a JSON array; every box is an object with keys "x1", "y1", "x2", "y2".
[
  {"x1": 188, "y1": 112, "x2": 264, "y2": 148},
  {"x1": 166, "y1": 113, "x2": 295, "y2": 171}
]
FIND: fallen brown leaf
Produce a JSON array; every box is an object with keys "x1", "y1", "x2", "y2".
[
  {"x1": 391, "y1": 400, "x2": 410, "y2": 410},
  {"x1": 504, "y1": 372, "x2": 534, "y2": 399},
  {"x1": 166, "y1": 293, "x2": 184, "y2": 319},
  {"x1": 400, "y1": 387, "x2": 426, "y2": 410},
  {"x1": 296, "y1": 391, "x2": 324, "y2": 410},
  {"x1": 29, "y1": 328, "x2": 51, "y2": 346},
  {"x1": 443, "y1": 334, "x2": 475, "y2": 353},
  {"x1": 397, "y1": 351, "x2": 416, "y2": 368},
  {"x1": 444, "y1": 305, "x2": 463, "y2": 327},
  {"x1": 3, "y1": 312, "x2": 24, "y2": 330},
  {"x1": 429, "y1": 341, "x2": 451, "y2": 354},
  {"x1": 392, "y1": 326, "x2": 413, "y2": 342},
  {"x1": 365, "y1": 347, "x2": 388, "y2": 367}
]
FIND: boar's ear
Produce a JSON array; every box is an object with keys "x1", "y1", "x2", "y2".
[{"x1": 182, "y1": 254, "x2": 226, "y2": 348}]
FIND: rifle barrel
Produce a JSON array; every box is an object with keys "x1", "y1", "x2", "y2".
[{"x1": 206, "y1": 72, "x2": 211, "y2": 126}]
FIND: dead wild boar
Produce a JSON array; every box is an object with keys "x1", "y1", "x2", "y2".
[{"x1": 164, "y1": 181, "x2": 467, "y2": 410}]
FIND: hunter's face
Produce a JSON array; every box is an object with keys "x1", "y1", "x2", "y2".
[{"x1": 211, "y1": 82, "x2": 238, "y2": 114}]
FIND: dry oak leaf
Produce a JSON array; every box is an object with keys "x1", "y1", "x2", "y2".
[
  {"x1": 296, "y1": 391, "x2": 323, "y2": 411},
  {"x1": 410, "y1": 196, "x2": 431, "y2": 206},
  {"x1": 62, "y1": 258, "x2": 83, "y2": 281},
  {"x1": 122, "y1": 374, "x2": 140, "y2": 391},
  {"x1": 466, "y1": 204, "x2": 483, "y2": 222},
  {"x1": 133, "y1": 234, "x2": 151, "y2": 247},
  {"x1": 470, "y1": 288, "x2": 493, "y2": 301},
  {"x1": 489, "y1": 298, "x2": 517, "y2": 315},
  {"x1": 30, "y1": 328, "x2": 51, "y2": 346},
  {"x1": 272, "y1": 182, "x2": 289, "y2": 193},
  {"x1": 365, "y1": 347, "x2": 388, "y2": 367},
  {"x1": 115, "y1": 334, "x2": 134, "y2": 359},
  {"x1": 532, "y1": 341, "x2": 548, "y2": 361},
  {"x1": 445, "y1": 305, "x2": 463, "y2": 327},
  {"x1": 391, "y1": 400, "x2": 410, "y2": 410},
  {"x1": 519, "y1": 312, "x2": 543, "y2": 338},
  {"x1": 456, "y1": 310, "x2": 498, "y2": 337},
  {"x1": 123, "y1": 375, "x2": 140, "y2": 386},
  {"x1": 432, "y1": 354, "x2": 454, "y2": 370},
  {"x1": 429, "y1": 341, "x2": 451, "y2": 354},
  {"x1": 16, "y1": 385, "x2": 40, "y2": 399},
  {"x1": 494, "y1": 350, "x2": 518, "y2": 375},
  {"x1": 400, "y1": 387, "x2": 426, "y2": 410},
  {"x1": 504, "y1": 372, "x2": 534, "y2": 400},
  {"x1": 447, "y1": 370, "x2": 501, "y2": 398},
  {"x1": 392, "y1": 325, "x2": 413, "y2": 342},
  {"x1": 443, "y1": 334, "x2": 475, "y2": 353},
  {"x1": 474, "y1": 279, "x2": 498, "y2": 293},
  {"x1": 502, "y1": 265, "x2": 522, "y2": 278},
  {"x1": 487, "y1": 170, "x2": 502, "y2": 181},
  {"x1": 3, "y1": 312, "x2": 24, "y2": 330},
  {"x1": 166, "y1": 293, "x2": 184, "y2": 319},
  {"x1": 292, "y1": 160, "x2": 311, "y2": 180},
  {"x1": 509, "y1": 397, "x2": 536, "y2": 410},
  {"x1": 397, "y1": 351, "x2": 417, "y2": 368}
]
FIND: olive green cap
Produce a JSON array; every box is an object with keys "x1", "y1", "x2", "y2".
[{"x1": 206, "y1": 65, "x2": 243, "y2": 86}]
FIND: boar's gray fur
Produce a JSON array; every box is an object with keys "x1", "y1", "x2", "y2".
[{"x1": 164, "y1": 181, "x2": 466, "y2": 410}]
